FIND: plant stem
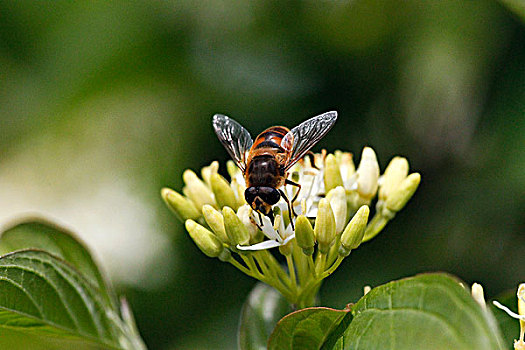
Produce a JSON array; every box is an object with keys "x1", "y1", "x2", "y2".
[
  {"x1": 286, "y1": 254, "x2": 298, "y2": 296},
  {"x1": 321, "y1": 256, "x2": 344, "y2": 279}
]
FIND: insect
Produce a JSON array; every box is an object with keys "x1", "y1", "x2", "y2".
[{"x1": 212, "y1": 111, "x2": 337, "y2": 226}]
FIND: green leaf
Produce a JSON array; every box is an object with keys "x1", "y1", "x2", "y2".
[
  {"x1": 239, "y1": 282, "x2": 292, "y2": 350},
  {"x1": 268, "y1": 307, "x2": 350, "y2": 350},
  {"x1": 267, "y1": 273, "x2": 505, "y2": 350},
  {"x1": 0, "y1": 218, "x2": 116, "y2": 309},
  {"x1": 491, "y1": 290, "x2": 520, "y2": 349},
  {"x1": 0, "y1": 249, "x2": 128, "y2": 349},
  {"x1": 344, "y1": 273, "x2": 505, "y2": 350}
]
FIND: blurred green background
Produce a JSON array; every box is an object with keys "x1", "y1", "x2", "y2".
[{"x1": 1, "y1": 1, "x2": 524, "y2": 349}]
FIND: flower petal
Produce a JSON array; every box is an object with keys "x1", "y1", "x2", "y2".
[
  {"x1": 237, "y1": 240, "x2": 283, "y2": 251},
  {"x1": 282, "y1": 233, "x2": 296, "y2": 245}
]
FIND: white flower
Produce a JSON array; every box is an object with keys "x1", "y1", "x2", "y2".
[
  {"x1": 237, "y1": 214, "x2": 295, "y2": 251},
  {"x1": 284, "y1": 163, "x2": 325, "y2": 218}
]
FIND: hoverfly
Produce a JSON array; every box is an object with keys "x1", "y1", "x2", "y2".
[{"x1": 213, "y1": 111, "x2": 337, "y2": 226}]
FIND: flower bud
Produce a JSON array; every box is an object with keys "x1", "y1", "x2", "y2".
[
  {"x1": 385, "y1": 173, "x2": 421, "y2": 212},
  {"x1": 161, "y1": 188, "x2": 201, "y2": 222},
  {"x1": 236, "y1": 205, "x2": 259, "y2": 242},
  {"x1": 324, "y1": 154, "x2": 344, "y2": 192},
  {"x1": 340, "y1": 205, "x2": 369, "y2": 256},
  {"x1": 182, "y1": 169, "x2": 215, "y2": 209},
  {"x1": 201, "y1": 161, "x2": 219, "y2": 187},
  {"x1": 326, "y1": 186, "x2": 347, "y2": 234},
  {"x1": 356, "y1": 147, "x2": 379, "y2": 201},
  {"x1": 230, "y1": 178, "x2": 247, "y2": 207},
  {"x1": 223, "y1": 206, "x2": 250, "y2": 246},
  {"x1": 211, "y1": 173, "x2": 238, "y2": 209},
  {"x1": 315, "y1": 198, "x2": 336, "y2": 254},
  {"x1": 379, "y1": 157, "x2": 409, "y2": 201},
  {"x1": 362, "y1": 215, "x2": 389, "y2": 243},
  {"x1": 185, "y1": 219, "x2": 223, "y2": 258},
  {"x1": 295, "y1": 215, "x2": 315, "y2": 255},
  {"x1": 202, "y1": 204, "x2": 229, "y2": 244},
  {"x1": 339, "y1": 151, "x2": 355, "y2": 183},
  {"x1": 227, "y1": 160, "x2": 242, "y2": 181}
]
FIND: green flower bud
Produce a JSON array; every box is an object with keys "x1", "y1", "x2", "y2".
[
  {"x1": 201, "y1": 161, "x2": 219, "y2": 187},
  {"x1": 278, "y1": 242, "x2": 293, "y2": 256},
  {"x1": 182, "y1": 169, "x2": 215, "y2": 209},
  {"x1": 315, "y1": 198, "x2": 336, "y2": 254},
  {"x1": 161, "y1": 188, "x2": 201, "y2": 221},
  {"x1": 185, "y1": 219, "x2": 223, "y2": 258},
  {"x1": 362, "y1": 214, "x2": 389, "y2": 243},
  {"x1": 340, "y1": 205, "x2": 369, "y2": 256},
  {"x1": 356, "y1": 147, "x2": 379, "y2": 201},
  {"x1": 379, "y1": 157, "x2": 409, "y2": 201},
  {"x1": 385, "y1": 173, "x2": 421, "y2": 212},
  {"x1": 202, "y1": 204, "x2": 229, "y2": 244},
  {"x1": 324, "y1": 154, "x2": 344, "y2": 192},
  {"x1": 326, "y1": 186, "x2": 347, "y2": 234},
  {"x1": 211, "y1": 173, "x2": 238, "y2": 209},
  {"x1": 217, "y1": 249, "x2": 231, "y2": 262},
  {"x1": 223, "y1": 206, "x2": 250, "y2": 246},
  {"x1": 295, "y1": 215, "x2": 315, "y2": 255}
]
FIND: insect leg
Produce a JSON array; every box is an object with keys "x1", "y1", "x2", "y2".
[
  {"x1": 250, "y1": 215, "x2": 263, "y2": 231},
  {"x1": 279, "y1": 189, "x2": 295, "y2": 230},
  {"x1": 266, "y1": 208, "x2": 274, "y2": 225},
  {"x1": 306, "y1": 151, "x2": 319, "y2": 169},
  {"x1": 285, "y1": 179, "x2": 301, "y2": 214}
]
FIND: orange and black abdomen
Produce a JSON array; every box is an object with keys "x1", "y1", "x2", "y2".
[
  {"x1": 245, "y1": 126, "x2": 291, "y2": 188},
  {"x1": 250, "y1": 126, "x2": 290, "y2": 151}
]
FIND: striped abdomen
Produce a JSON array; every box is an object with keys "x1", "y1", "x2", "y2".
[
  {"x1": 245, "y1": 126, "x2": 291, "y2": 187},
  {"x1": 250, "y1": 126, "x2": 290, "y2": 152}
]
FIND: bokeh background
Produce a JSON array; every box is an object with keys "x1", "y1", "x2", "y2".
[{"x1": 1, "y1": 1, "x2": 524, "y2": 349}]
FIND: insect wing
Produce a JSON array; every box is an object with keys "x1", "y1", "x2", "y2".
[
  {"x1": 212, "y1": 114, "x2": 253, "y2": 172},
  {"x1": 282, "y1": 111, "x2": 337, "y2": 171}
]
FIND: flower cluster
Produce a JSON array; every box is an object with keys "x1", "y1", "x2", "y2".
[{"x1": 162, "y1": 147, "x2": 420, "y2": 307}]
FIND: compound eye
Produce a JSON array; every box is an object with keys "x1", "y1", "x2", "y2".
[
  {"x1": 259, "y1": 187, "x2": 280, "y2": 205},
  {"x1": 245, "y1": 187, "x2": 258, "y2": 204}
]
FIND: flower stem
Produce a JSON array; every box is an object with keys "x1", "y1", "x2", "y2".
[
  {"x1": 227, "y1": 256, "x2": 255, "y2": 277},
  {"x1": 321, "y1": 256, "x2": 344, "y2": 279},
  {"x1": 259, "y1": 250, "x2": 293, "y2": 289},
  {"x1": 315, "y1": 252, "x2": 327, "y2": 276},
  {"x1": 240, "y1": 254, "x2": 263, "y2": 279},
  {"x1": 307, "y1": 255, "x2": 317, "y2": 279},
  {"x1": 253, "y1": 251, "x2": 291, "y2": 296},
  {"x1": 292, "y1": 243, "x2": 308, "y2": 285},
  {"x1": 286, "y1": 254, "x2": 298, "y2": 296}
]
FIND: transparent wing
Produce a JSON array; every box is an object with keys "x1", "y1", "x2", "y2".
[
  {"x1": 212, "y1": 114, "x2": 253, "y2": 173},
  {"x1": 282, "y1": 111, "x2": 338, "y2": 171}
]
